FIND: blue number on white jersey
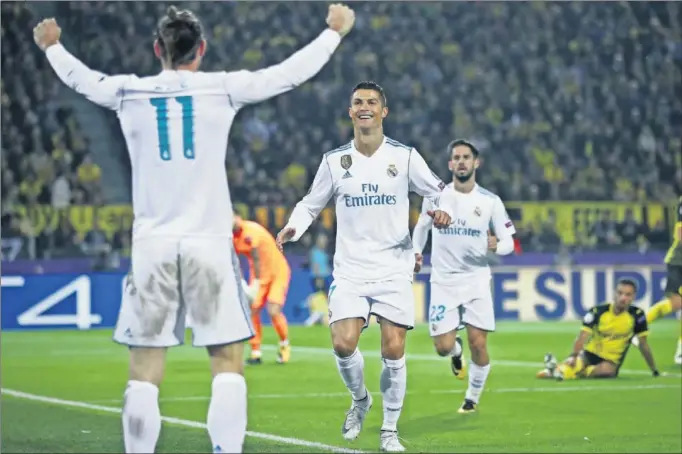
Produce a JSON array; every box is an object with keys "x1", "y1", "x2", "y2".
[{"x1": 149, "y1": 96, "x2": 196, "y2": 161}]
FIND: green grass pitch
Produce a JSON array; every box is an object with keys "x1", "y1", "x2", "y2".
[{"x1": 2, "y1": 321, "x2": 681, "y2": 453}]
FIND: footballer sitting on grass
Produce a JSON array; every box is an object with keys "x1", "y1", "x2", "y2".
[{"x1": 537, "y1": 278, "x2": 660, "y2": 380}]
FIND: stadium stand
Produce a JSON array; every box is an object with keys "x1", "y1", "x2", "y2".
[{"x1": 2, "y1": 2, "x2": 680, "y2": 260}]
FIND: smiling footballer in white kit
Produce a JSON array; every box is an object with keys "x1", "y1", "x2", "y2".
[
  {"x1": 413, "y1": 139, "x2": 516, "y2": 415},
  {"x1": 278, "y1": 81, "x2": 457, "y2": 452}
]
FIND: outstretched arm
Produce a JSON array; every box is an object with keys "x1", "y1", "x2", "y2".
[
  {"x1": 278, "y1": 157, "x2": 334, "y2": 248},
  {"x1": 637, "y1": 336, "x2": 659, "y2": 376},
  {"x1": 568, "y1": 330, "x2": 590, "y2": 360},
  {"x1": 632, "y1": 309, "x2": 659, "y2": 376},
  {"x1": 223, "y1": 4, "x2": 354, "y2": 107},
  {"x1": 35, "y1": 18, "x2": 132, "y2": 111},
  {"x1": 564, "y1": 307, "x2": 599, "y2": 364}
]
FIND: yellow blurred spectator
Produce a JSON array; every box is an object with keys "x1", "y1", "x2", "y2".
[
  {"x1": 279, "y1": 162, "x2": 307, "y2": 194},
  {"x1": 19, "y1": 172, "x2": 44, "y2": 201},
  {"x1": 77, "y1": 154, "x2": 102, "y2": 185}
]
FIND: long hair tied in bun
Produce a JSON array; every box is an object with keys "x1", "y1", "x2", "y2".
[{"x1": 155, "y1": 5, "x2": 204, "y2": 67}]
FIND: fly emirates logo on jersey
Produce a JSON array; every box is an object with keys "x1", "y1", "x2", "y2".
[
  {"x1": 343, "y1": 183, "x2": 397, "y2": 208},
  {"x1": 437, "y1": 218, "x2": 483, "y2": 238}
]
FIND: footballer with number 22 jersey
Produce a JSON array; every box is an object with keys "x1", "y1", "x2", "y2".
[
  {"x1": 412, "y1": 139, "x2": 515, "y2": 415},
  {"x1": 414, "y1": 183, "x2": 516, "y2": 334}
]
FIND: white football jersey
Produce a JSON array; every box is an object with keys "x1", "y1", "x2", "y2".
[
  {"x1": 44, "y1": 30, "x2": 342, "y2": 240},
  {"x1": 285, "y1": 136, "x2": 457, "y2": 282},
  {"x1": 413, "y1": 183, "x2": 516, "y2": 283}
]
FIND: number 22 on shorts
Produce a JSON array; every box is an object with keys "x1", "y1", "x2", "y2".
[
  {"x1": 150, "y1": 96, "x2": 195, "y2": 161},
  {"x1": 430, "y1": 304, "x2": 445, "y2": 322}
]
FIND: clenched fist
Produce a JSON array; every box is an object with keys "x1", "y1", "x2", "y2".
[
  {"x1": 326, "y1": 3, "x2": 355, "y2": 37},
  {"x1": 414, "y1": 253, "x2": 423, "y2": 273},
  {"x1": 427, "y1": 209, "x2": 452, "y2": 229},
  {"x1": 33, "y1": 18, "x2": 61, "y2": 51}
]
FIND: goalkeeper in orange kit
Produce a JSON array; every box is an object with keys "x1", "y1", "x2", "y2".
[{"x1": 233, "y1": 215, "x2": 292, "y2": 364}]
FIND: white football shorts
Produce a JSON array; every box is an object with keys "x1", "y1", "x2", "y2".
[
  {"x1": 428, "y1": 276, "x2": 495, "y2": 336},
  {"x1": 327, "y1": 278, "x2": 415, "y2": 329},
  {"x1": 113, "y1": 236, "x2": 254, "y2": 348}
]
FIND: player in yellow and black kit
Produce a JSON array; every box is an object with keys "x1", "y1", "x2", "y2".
[
  {"x1": 303, "y1": 278, "x2": 330, "y2": 326},
  {"x1": 635, "y1": 196, "x2": 682, "y2": 365},
  {"x1": 537, "y1": 279, "x2": 660, "y2": 380}
]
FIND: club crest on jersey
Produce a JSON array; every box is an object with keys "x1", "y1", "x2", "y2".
[
  {"x1": 341, "y1": 154, "x2": 353, "y2": 170},
  {"x1": 474, "y1": 207, "x2": 482, "y2": 217},
  {"x1": 387, "y1": 164, "x2": 398, "y2": 178}
]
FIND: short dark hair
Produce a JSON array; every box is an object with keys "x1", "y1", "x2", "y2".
[
  {"x1": 351, "y1": 81, "x2": 387, "y2": 106},
  {"x1": 447, "y1": 139, "x2": 479, "y2": 158},
  {"x1": 617, "y1": 278, "x2": 638, "y2": 293},
  {"x1": 156, "y1": 6, "x2": 204, "y2": 68}
]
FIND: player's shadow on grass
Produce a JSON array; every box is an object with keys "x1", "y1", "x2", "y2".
[{"x1": 375, "y1": 410, "x2": 480, "y2": 437}]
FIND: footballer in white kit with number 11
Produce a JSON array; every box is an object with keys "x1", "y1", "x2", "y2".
[
  {"x1": 277, "y1": 82, "x2": 456, "y2": 452},
  {"x1": 413, "y1": 139, "x2": 516, "y2": 414},
  {"x1": 34, "y1": 4, "x2": 355, "y2": 453}
]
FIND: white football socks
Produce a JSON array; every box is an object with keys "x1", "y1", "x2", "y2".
[
  {"x1": 122, "y1": 380, "x2": 162, "y2": 454},
  {"x1": 465, "y1": 362, "x2": 491, "y2": 404},
  {"x1": 380, "y1": 356, "x2": 406, "y2": 432},
  {"x1": 207, "y1": 373, "x2": 248, "y2": 454},
  {"x1": 335, "y1": 349, "x2": 367, "y2": 401}
]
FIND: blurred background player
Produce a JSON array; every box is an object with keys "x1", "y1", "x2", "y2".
[
  {"x1": 538, "y1": 278, "x2": 660, "y2": 380},
  {"x1": 233, "y1": 215, "x2": 292, "y2": 365},
  {"x1": 303, "y1": 277, "x2": 330, "y2": 326},
  {"x1": 412, "y1": 139, "x2": 516, "y2": 414},
  {"x1": 277, "y1": 81, "x2": 456, "y2": 452},
  {"x1": 309, "y1": 232, "x2": 332, "y2": 292},
  {"x1": 634, "y1": 196, "x2": 682, "y2": 365},
  {"x1": 33, "y1": 4, "x2": 355, "y2": 453}
]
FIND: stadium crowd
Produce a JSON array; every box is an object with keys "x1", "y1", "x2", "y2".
[{"x1": 1, "y1": 2, "x2": 680, "y2": 261}]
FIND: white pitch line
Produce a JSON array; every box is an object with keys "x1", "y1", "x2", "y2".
[
  {"x1": 1, "y1": 388, "x2": 362, "y2": 454},
  {"x1": 41, "y1": 343, "x2": 682, "y2": 378},
  {"x1": 7, "y1": 320, "x2": 679, "y2": 347},
  {"x1": 261, "y1": 345, "x2": 682, "y2": 378},
  {"x1": 88, "y1": 383, "x2": 681, "y2": 404}
]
